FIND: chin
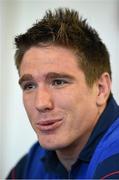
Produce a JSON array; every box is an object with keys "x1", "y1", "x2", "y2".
[
  {"x1": 38, "y1": 140, "x2": 66, "y2": 150},
  {"x1": 37, "y1": 135, "x2": 69, "y2": 151}
]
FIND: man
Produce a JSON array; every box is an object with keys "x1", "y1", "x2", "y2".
[{"x1": 7, "y1": 8, "x2": 119, "y2": 179}]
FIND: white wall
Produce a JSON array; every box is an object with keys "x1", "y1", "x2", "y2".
[{"x1": 0, "y1": 0, "x2": 119, "y2": 178}]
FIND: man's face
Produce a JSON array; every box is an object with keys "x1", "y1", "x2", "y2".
[{"x1": 19, "y1": 45, "x2": 100, "y2": 150}]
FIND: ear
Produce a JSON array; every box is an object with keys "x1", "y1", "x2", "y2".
[{"x1": 96, "y1": 72, "x2": 112, "y2": 106}]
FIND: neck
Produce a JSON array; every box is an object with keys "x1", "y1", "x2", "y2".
[
  {"x1": 56, "y1": 130, "x2": 92, "y2": 171},
  {"x1": 56, "y1": 152, "x2": 78, "y2": 171}
]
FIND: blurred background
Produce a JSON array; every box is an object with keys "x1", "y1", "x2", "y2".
[{"x1": 0, "y1": 0, "x2": 119, "y2": 178}]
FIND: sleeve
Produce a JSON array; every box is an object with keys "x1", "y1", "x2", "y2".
[
  {"x1": 6, "y1": 154, "x2": 28, "y2": 179},
  {"x1": 93, "y1": 153, "x2": 119, "y2": 179}
]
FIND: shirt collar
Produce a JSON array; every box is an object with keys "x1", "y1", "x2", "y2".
[{"x1": 79, "y1": 95, "x2": 119, "y2": 162}]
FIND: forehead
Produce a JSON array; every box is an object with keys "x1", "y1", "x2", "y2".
[{"x1": 20, "y1": 45, "x2": 82, "y2": 77}]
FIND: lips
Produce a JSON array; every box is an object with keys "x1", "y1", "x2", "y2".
[{"x1": 36, "y1": 119, "x2": 63, "y2": 132}]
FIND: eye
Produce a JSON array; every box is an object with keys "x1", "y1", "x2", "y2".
[
  {"x1": 21, "y1": 82, "x2": 37, "y2": 91},
  {"x1": 52, "y1": 79, "x2": 68, "y2": 87}
]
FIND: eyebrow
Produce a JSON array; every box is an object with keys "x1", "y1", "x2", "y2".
[
  {"x1": 46, "y1": 72, "x2": 75, "y2": 80},
  {"x1": 18, "y1": 74, "x2": 34, "y2": 86},
  {"x1": 19, "y1": 72, "x2": 75, "y2": 85}
]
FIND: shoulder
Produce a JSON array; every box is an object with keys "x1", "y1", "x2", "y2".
[
  {"x1": 6, "y1": 141, "x2": 43, "y2": 179},
  {"x1": 97, "y1": 117, "x2": 119, "y2": 160},
  {"x1": 93, "y1": 153, "x2": 119, "y2": 179},
  {"x1": 90, "y1": 117, "x2": 119, "y2": 179},
  {"x1": 6, "y1": 154, "x2": 28, "y2": 179}
]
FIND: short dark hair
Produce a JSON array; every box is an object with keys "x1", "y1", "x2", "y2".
[{"x1": 14, "y1": 8, "x2": 111, "y2": 87}]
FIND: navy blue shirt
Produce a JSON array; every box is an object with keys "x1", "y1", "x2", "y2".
[{"x1": 7, "y1": 96, "x2": 119, "y2": 179}]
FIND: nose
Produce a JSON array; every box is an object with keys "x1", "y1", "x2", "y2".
[{"x1": 35, "y1": 86, "x2": 54, "y2": 112}]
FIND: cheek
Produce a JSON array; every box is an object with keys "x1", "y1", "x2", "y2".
[
  {"x1": 23, "y1": 95, "x2": 35, "y2": 120},
  {"x1": 55, "y1": 90, "x2": 84, "y2": 113},
  {"x1": 56, "y1": 89, "x2": 96, "y2": 123},
  {"x1": 23, "y1": 96, "x2": 38, "y2": 132},
  {"x1": 23, "y1": 95, "x2": 29, "y2": 112},
  {"x1": 55, "y1": 90, "x2": 77, "y2": 106},
  {"x1": 55, "y1": 92, "x2": 81, "y2": 124}
]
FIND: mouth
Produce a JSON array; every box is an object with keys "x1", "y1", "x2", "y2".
[{"x1": 36, "y1": 119, "x2": 63, "y2": 132}]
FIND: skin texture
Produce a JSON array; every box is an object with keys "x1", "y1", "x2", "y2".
[{"x1": 19, "y1": 45, "x2": 111, "y2": 169}]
